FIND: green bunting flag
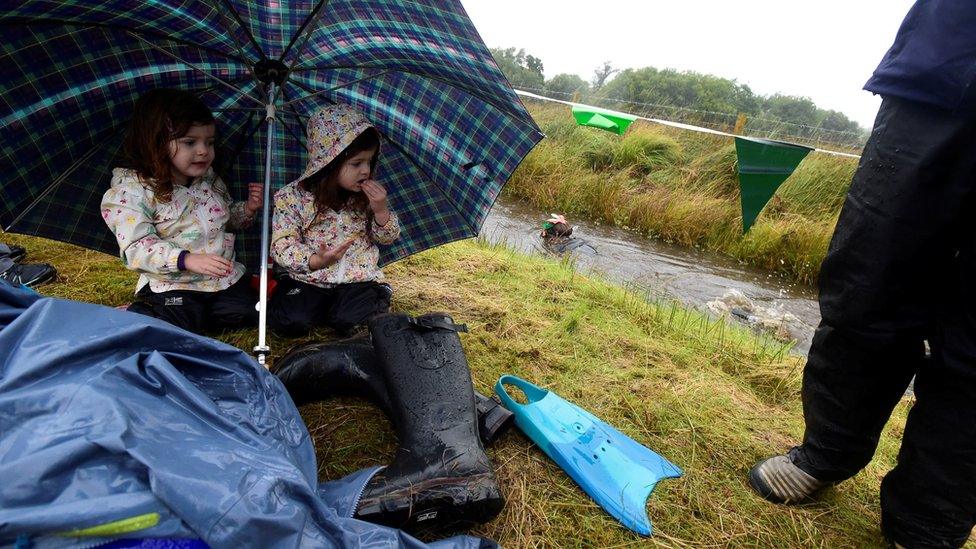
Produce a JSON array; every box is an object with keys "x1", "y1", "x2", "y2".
[
  {"x1": 571, "y1": 105, "x2": 637, "y2": 135},
  {"x1": 734, "y1": 136, "x2": 813, "y2": 232}
]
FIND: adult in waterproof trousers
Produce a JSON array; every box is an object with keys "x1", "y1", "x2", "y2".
[{"x1": 747, "y1": 1, "x2": 976, "y2": 547}]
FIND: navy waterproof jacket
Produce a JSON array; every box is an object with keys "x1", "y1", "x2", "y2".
[{"x1": 865, "y1": 0, "x2": 976, "y2": 110}]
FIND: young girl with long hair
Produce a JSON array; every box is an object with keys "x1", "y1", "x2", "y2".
[
  {"x1": 101, "y1": 88, "x2": 263, "y2": 334},
  {"x1": 269, "y1": 103, "x2": 400, "y2": 336}
]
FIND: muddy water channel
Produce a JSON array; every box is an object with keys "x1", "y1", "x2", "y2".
[{"x1": 481, "y1": 195, "x2": 821, "y2": 355}]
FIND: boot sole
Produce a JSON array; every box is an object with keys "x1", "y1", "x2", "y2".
[{"x1": 356, "y1": 472, "x2": 504, "y2": 532}]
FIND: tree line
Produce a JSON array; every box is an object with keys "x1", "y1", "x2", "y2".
[{"x1": 490, "y1": 47, "x2": 869, "y2": 148}]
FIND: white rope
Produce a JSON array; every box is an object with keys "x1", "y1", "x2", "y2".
[{"x1": 514, "y1": 89, "x2": 862, "y2": 159}]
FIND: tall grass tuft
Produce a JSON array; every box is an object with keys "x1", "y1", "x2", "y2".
[{"x1": 615, "y1": 130, "x2": 682, "y2": 175}]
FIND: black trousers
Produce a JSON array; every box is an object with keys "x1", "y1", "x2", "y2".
[
  {"x1": 267, "y1": 276, "x2": 392, "y2": 337},
  {"x1": 127, "y1": 276, "x2": 258, "y2": 335},
  {"x1": 792, "y1": 96, "x2": 976, "y2": 546}
]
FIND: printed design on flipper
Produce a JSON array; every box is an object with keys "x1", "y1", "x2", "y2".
[{"x1": 495, "y1": 375, "x2": 682, "y2": 537}]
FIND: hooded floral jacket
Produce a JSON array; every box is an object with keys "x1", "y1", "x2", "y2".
[
  {"x1": 101, "y1": 167, "x2": 253, "y2": 293},
  {"x1": 271, "y1": 181, "x2": 400, "y2": 287}
]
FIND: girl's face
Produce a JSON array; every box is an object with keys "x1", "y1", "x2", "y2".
[
  {"x1": 168, "y1": 123, "x2": 215, "y2": 185},
  {"x1": 336, "y1": 149, "x2": 376, "y2": 193}
]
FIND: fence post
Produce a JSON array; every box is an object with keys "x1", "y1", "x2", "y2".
[{"x1": 733, "y1": 112, "x2": 747, "y2": 135}]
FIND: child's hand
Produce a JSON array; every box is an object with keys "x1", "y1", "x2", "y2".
[
  {"x1": 245, "y1": 182, "x2": 264, "y2": 216},
  {"x1": 184, "y1": 253, "x2": 234, "y2": 278},
  {"x1": 309, "y1": 237, "x2": 356, "y2": 271},
  {"x1": 361, "y1": 180, "x2": 390, "y2": 225},
  {"x1": 361, "y1": 180, "x2": 388, "y2": 212}
]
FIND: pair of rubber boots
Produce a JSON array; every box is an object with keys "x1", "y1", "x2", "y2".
[
  {"x1": 273, "y1": 312, "x2": 510, "y2": 532},
  {"x1": 0, "y1": 244, "x2": 56, "y2": 288}
]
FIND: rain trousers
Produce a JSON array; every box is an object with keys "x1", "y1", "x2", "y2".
[
  {"x1": 792, "y1": 93, "x2": 976, "y2": 546},
  {"x1": 0, "y1": 282, "x2": 493, "y2": 548}
]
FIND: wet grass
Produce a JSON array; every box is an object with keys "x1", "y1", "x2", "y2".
[
  {"x1": 2, "y1": 231, "x2": 931, "y2": 547},
  {"x1": 508, "y1": 102, "x2": 859, "y2": 285}
]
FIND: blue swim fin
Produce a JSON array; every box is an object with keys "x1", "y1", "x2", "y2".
[{"x1": 495, "y1": 375, "x2": 682, "y2": 536}]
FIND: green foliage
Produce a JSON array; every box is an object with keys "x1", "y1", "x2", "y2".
[
  {"x1": 762, "y1": 94, "x2": 819, "y2": 126},
  {"x1": 492, "y1": 46, "x2": 868, "y2": 146},
  {"x1": 543, "y1": 73, "x2": 588, "y2": 98},
  {"x1": 602, "y1": 67, "x2": 760, "y2": 118},
  {"x1": 594, "y1": 66, "x2": 867, "y2": 147},
  {"x1": 820, "y1": 109, "x2": 863, "y2": 135},
  {"x1": 489, "y1": 47, "x2": 544, "y2": 90}
]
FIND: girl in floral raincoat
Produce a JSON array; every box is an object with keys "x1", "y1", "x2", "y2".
[
  {"x1": 269, "y1": 103, "x2": 400, "y2": 336},
  {"x1": 101, "y1": 88, "x2": 263, "y2": 334}
]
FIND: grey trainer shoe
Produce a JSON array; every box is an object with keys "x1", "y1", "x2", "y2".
[{"x1": 749, "y1": 451, "x2": 826, "y2": 504}]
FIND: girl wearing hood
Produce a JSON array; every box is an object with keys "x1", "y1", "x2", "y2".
[
  {"x1": 269, "y1": 104, "x2": 400, "y2": 336},
  {"x1": 101, "y1": 88, "x2": 263, "y2": 334}
]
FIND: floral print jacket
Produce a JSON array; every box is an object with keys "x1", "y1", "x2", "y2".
[
  {"x1": 271, "y1": 181, "x2": 400, "y2": 287},
  {"x1": 101, "y1": 167, "x2": 253, "y2": 294}
]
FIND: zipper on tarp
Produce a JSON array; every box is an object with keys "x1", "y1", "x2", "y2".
[{"x1": 350, "y1": 466, "x2": 386, "y2": 517}]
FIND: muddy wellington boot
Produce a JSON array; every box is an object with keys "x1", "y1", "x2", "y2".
[
  {"x1": 272, "y1": 336, "x2": 514, "y2": 446},
  {"x1": 354, "y1": 312, "x2": 505, "y2": 531}
]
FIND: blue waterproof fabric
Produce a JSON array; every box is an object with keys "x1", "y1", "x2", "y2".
[
  {"x1": 0, "y1": 282, "x2": 490, "y2": 548},
  {"x1": 864, "y1": 0, "x2": 976, "y2": 110}
]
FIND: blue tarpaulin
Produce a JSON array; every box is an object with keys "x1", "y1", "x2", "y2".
[{"x1": 0, "y1": 282, "x2": 491, "y2": 548}]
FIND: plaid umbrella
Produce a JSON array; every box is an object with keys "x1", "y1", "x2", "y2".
[{"x1": 0, "y1": 0, "x2": 543, "y2": 360}]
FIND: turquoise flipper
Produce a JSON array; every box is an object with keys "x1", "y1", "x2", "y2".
[{"x1": 495, "y1": 375, "x2": 682, "y2": 536}]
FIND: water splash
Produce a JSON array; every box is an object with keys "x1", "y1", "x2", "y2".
[{"x1": 706, "y1": 288, "x2": 802, "y2": 343}]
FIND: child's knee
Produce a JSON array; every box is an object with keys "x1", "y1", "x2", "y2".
[
  {"x1": 268, "y1": 309, "x2": 317, "y2": 337},
  {"x1": 330, "y1": 283, "x2": 391, "y2": 329}
]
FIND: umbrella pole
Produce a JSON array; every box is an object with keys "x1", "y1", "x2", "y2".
[{"x1": 254, "y1": 82, "x2": 276, "y2": 367}]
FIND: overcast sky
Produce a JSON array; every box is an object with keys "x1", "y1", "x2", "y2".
[{"x1": 459, "y1": 0, "x2": 916, "y2": 128}]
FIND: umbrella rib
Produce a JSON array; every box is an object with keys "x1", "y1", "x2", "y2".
[
  {"x1": 282, "y1": 79, "x2": 337, "y2": 123},
  {"x1": 0, "y1": 20, "x2": 249, "y2": 66},
  {"x1": 214, "y1": 0, "x2": 266, "y2": 63},
  {"x1": 205, "y1": 0, "x2": 272, "y2": 99},
  {"x1": 277, "y1": 85, "x2": 312, "y2": 128},
  {"x1": 281, "y1": 69, "x2": 394, "y2": 108},
  {"x1": 281, "y1": 0, "x2": 333, "y2": 62},
  {"x1": 5, "y1": 144, "x2": 106, "y2": 232},
  {"x1": 277, "y1": 114, "x2": 309, "y2": 154},
  {"x1": 194, "y1": 79, "x2": 242, "y2": 99},
  {"x1": 273, "y1": 85, "x2": 312, "y2": 152},
  {"x1": 381, "y1": 138, "x2": 479, "y2": 235},
  {"x1": 218, "y1": 111, "x2": 262, "y2": 177},
  {"x1": 126, "y1": 31, "x2": 265, "y2": 109}
]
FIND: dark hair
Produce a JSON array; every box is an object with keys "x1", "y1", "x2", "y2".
[
  {"x1": 300, "y1": 127, "x2": 381, "y2": 221},
  {"x1": 544, "y1": 222, "x2": 573, "y2": 238},
  {"x1": 122, "y1": 88, "x2": 215, "y2": 202}
]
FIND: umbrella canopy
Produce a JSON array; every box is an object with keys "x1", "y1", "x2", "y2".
[{"x1": 0, "y1": 0, "x2": 543, "y2": 267}]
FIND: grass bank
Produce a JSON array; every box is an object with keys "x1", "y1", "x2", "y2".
[
  {"x1": 508, "y1": 101, "x2": 860, "y2": 285},
  {"x1": 5, "y1": 231, "x2": 921, "y2": 547}
]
